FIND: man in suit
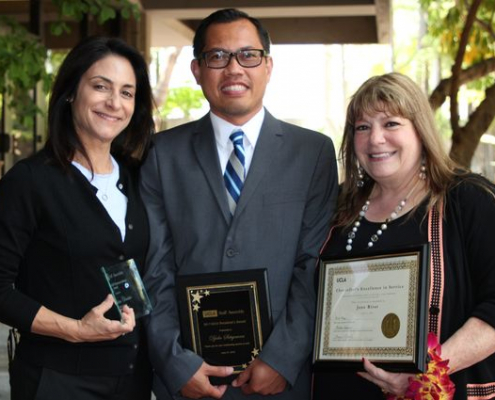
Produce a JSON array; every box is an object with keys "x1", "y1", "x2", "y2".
[{"x1": 141, "y1": 8, "x2": 338, "y2": 400}]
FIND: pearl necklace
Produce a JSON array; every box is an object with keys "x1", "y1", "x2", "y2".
[{"x1": 346, "y1": 179, "x2": 422, "y2": 252}]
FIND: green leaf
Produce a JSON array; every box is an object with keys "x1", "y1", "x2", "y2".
[
  {"x1": 98, "y1": 6, "x2": 116, "y2": 24},
  {"x1": 50, "y1": 22, "x2": 64, "y2": 36},
  {"x1": 61, "y1": 1, "x2": 75, "y2": 17},
  {"x1": 0, "y1": 0, "x2": 141, "y2": 131}
]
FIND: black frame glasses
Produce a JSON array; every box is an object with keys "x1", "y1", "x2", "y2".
[{"x1": 199, "y1": 49, "x2": 268, "y2": 69}]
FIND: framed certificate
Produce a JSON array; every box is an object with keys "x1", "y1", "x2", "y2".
[
  {"x1": 176, "y1": 269, "x2": 272, "y2": 384},
  {"x1": 313, "y1": 244, "x2": 430, "y2": 373}
]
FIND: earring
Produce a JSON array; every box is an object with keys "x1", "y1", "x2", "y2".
[
  {"x1": 357, "y1": 165, "x2": 365, "y2": 188},
  {"x1": 419, "y1": 160, "x2": 427, "y2": 180}
]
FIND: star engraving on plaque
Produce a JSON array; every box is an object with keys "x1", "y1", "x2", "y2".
[{"x1": 190, "y1": 289, "x2": 211, "y2": 312}]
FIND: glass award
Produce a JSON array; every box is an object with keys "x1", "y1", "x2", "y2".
[{"x1": 101, "y1": 259, "x2": 152, "y2": 320}]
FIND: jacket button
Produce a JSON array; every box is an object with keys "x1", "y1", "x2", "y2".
[
  {"x1": 226, "y1": 248, "x2": 236, "y2": 257},
  {"x1": 118, "y1": 183, "x2": 124, "y2": 190},
  {"x1": 119, "y1": 255, "x2": 125, "y2": 261},
  {"x1": 429, "y1": 306, "x2": 440, "y2": 315},
  {"x1": 128, "y1": 224, "x2": 134, "y2": 230}
]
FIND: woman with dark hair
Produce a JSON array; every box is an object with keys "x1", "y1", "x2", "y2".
[
  {"x1": 313, "y1": 72, "x2": 495, "y2": 399},
  {"x1": 0, "y1": 36, "x2": 154, "y2": 399}
]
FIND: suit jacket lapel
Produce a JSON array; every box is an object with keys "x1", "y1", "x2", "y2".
[
  {"x1": 235, "y1": 111, "x2": 284, "y2": 217},
  {"x1": 192, "y1": 115, "x2": 231, "y2": 224}
]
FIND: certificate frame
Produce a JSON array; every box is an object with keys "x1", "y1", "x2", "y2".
[
  {"x1": 176, "y1": 269, "x2": 272, "y2": 384},
  {"x1": 313, "y1": 244, "x2": 430, "y2": 373}
]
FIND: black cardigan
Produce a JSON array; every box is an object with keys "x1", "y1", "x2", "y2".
[
  {"x1": 314, "y1": 176, "x2": 495, "y2": 399},
  {"x1": 0, "y1": 149, "x2": 150, "y2": 375}
]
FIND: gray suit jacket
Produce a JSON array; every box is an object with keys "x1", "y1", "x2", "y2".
[{"x1": 141, "y1": 110, "x2": 338, "y2": 400}]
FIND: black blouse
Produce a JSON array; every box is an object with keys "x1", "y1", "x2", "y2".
[{"x1": 315, "y1": 199, "x2": 428, "y2": 399}]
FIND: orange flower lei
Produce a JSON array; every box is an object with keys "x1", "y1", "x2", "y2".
[{"x1": 386, "y1": 333, "x2": 455, "y2": 400}]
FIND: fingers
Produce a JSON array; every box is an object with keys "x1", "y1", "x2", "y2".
[
  {"x1": 120, "y1": 305, "x2": 136, "y2": 331},
  {"x1": 362, "y1": 358, "x2": 399, "y2": 386},
  {"x1": 231, "y1": 366, "x2": 251, "y2": 387},
  {"x1": 215, "y1": 385, "x2": 228, "y2": 398},
  {"x1": 232, "y1": 359, "x2": 286, "y2": 395},
  {"x1": 97, "y1": 296, "x2": 135, "y2": 331},
  {"x1": 93, "y1": 294, "x2": 115, "y2": 315},
  {"x1": 94, "y1": 295, "x2": 135, "y2": 332},
  {"x1": 207, "y1": 384, "x2": 228, "y2": 399},
  {"x1": 204, "y1": 365, "x2": 233, "y2": 398},
  {"x1": 204, "y1": 364, "x2": 234, "y2": 378},
  {"x1": 358, "y1": 358, "x2": 387, "y2": 388},
  {"x1": 362, "y1": 357, "x2": 382, "y2": 376},
  {"x1": 181, "y1": 363, "x2": 233, "y2": 399},
  {"x1": 76, "y1": 296, "x2": 136, "y2": 342},
  {"x1": 358, "y1": 358, "x2": 412, "y2": 396}
]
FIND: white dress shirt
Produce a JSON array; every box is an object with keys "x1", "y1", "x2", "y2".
[{"x1": 210, "y1": 108, "x2": 265, "y2": 176}]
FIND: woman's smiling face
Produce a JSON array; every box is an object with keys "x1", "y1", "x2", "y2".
[
  {"x1": 353, "y1": 110, "x2": 423, "y2": 186},
  {"x1": 71, "y1": 54, "x2": 136, "y2": 148}
]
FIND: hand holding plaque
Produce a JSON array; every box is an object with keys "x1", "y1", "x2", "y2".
[
  {"x1": 101, "y1": 259, "x2": 152, "y2": 320},
  {"x1": 176, "y1": 269, "x2": 272, "y2": 384}
]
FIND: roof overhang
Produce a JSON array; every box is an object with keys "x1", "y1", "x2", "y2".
[
  {"x1": 0, "y1": 0, "x2": 391, "y2": 49},
  {"x1": 144, "y1": 0, "x2": 391, "y2": 47}
]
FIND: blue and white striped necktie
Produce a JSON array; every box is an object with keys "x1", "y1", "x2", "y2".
[{"x1": 224, "y1": 130, "x2": 245, "y2": 216}]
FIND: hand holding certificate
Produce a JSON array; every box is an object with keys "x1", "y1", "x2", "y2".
[{"x1": 313, "y1": 244, "x2": 430, "y2": 373}]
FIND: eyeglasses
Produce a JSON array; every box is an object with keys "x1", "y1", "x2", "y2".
[{"x1": 199, "y1": 49, "x2": 268, "y2": 69}]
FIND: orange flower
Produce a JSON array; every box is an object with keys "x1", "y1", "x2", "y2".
[{"x1": 386, "y1": 333, "x2": 455, "y2": 400}]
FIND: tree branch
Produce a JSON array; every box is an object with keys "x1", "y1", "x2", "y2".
[
  {"x1": 450, "y1": 0, "x2": 482, "y2": 132},
  {"x1": 153, "y1": 47, "x2": 183, "y2": 108},
  {"x1": 429, "y1": 57, "x2": 495, "y2": 110},
  {"x1": 475, "y1": 17, "x2": 495, "y2": 41},
  {"x1": 449, "y1": 82, "x2": 495, "y2": 167},
  {"x1": 462, "y1": 82, "x2": 495, "y2": 138}
]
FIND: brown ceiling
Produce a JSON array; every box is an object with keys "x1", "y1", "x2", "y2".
[{"x1": 0, "y1": 0, "x2": 391, "y2": 49}]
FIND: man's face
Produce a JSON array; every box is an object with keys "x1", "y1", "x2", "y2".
[{"x1": 191, "y1": 18, "x2": 273, "y2": 126}]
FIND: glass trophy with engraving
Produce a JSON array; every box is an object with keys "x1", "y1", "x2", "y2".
[{"x1": 101, "y1": 259, "x2": 152, "y2": 320}]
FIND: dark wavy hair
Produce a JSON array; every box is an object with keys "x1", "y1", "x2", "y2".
[
  {"x1": 192, "y1": 8, "x2": 271, "y2": 59},
  {"x1": 45, "y1": 36, "x2": 154, "y2": 171}
]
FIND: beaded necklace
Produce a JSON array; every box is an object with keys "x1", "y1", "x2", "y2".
[{"x1": 346, "y1": 178, "x2": 423, "y2": 252}]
